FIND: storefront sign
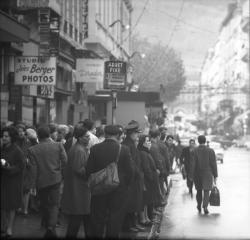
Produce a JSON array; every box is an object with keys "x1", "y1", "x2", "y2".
[
  {"x1": 76, "y1": 59, "x2": 104, "y2": 83},
  {"x1": 15, "y1": 56, "x2": 56, "y2": 85},
  {"x1": 104, "y1": 61, "x2": 127, "y2": 89},
  {"x1": 37, "y1": 85, "x2": 54, "y2": 99}
]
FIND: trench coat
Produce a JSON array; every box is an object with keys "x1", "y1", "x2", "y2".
[
  {"x1": 1, "y1": 144, "x2": 25, "y2": 210},
  {"x1": 61, "y1": 142, "x2": 91, "y2": 215},
  {"x1": 139, "y1": 148, "x2": 162, "y2": 206},
  {"x1": 122, "y1": 137, "x2": 144, "y2": 212},
  {"x1": 190, "y1": 145, "x2": 218, "y2": 190}
]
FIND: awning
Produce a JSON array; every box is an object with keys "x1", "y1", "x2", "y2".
[{"x1": 0, "y1": 10, "x2": 29, "y2": 42}]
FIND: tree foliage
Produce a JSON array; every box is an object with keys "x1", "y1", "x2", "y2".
[{"x1": 131, "y1": 35, "x2": 186, "y2": 102}]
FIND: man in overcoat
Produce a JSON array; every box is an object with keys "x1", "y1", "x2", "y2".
[
  {"x1": 86, "y1": 125, "x2": 134, "y2": 238},
  {"x1": 28, "y1": 125, "x2": 67, "y2": 237},
  {"x1": 189, "y1": 135, "x2": 218, "y2": 214},
  {"x1": 122, "y1": 120, "x2": 145, "y2": 232},
  {"x1": 180, "y1": 139, "x2": 196, "y2": 196}
]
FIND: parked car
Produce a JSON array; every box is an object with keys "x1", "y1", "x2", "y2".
[{"x1": 209, "y1": 141, "x2": 224, "y2": 164}]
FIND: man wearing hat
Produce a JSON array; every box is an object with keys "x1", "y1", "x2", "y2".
[
  {"x1": 122, "y1": 121, "x2": 146, "y2": 232},
  {"x1": 86, "y1": 125, "x2": 134, "y2": 238}
]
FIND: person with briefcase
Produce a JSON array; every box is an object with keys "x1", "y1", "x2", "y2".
[{"x1": 189, "y1": 135, "x2": 218, "y2": 215}]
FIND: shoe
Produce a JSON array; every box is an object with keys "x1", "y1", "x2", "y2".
[
  {"x1": 203, "y1": 208, "x2": 209, "y2": 214},
  {"x1": 197, "y1": 206, "x2": 201, "y2": 213},
  {"x1": 129, "y1": 227, "x2": 139, "y2": 233},
  {"x1": 134, "y1": 224, "x2": 146, "y2": 231}
]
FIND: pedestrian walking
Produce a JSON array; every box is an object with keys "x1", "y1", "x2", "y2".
[
  {"x1": 86, "y1": 125, "x2": 134, "y2": 238},
  {"x1": 180, "y1": 139, "x2": 196, "y2": 196},
  {"x1": 61, "y1": 126, "x2": 91, "y2": 238},
  {"x1": 189, "y1": 135, "x2": 218, "y2": 214},
  {"x1": 81, "y1": 119, "x2": 99, "y2": 148},
  {"x1": 1, "y1": 126, "x2": 25, "y2": 237},
  {"x1": 28, "y1": 125, "x2": 67, "y2": 237}
]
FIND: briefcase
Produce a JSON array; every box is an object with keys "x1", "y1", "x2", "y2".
[{"x1": 209, "y1": 186, "x2": 220, "y2": 206}]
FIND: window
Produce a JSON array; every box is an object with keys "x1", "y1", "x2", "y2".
[
  {"x1": 79, "y1": 33, "x2": 83, "y2": 44},
  {"x1": 75, "y1": 28, "x2": 78, "y2": 41},
  {"x1": 64, "y1": 21, "x2": 67, "y2": 33},
  {"x1": 70, "y1": 24, "x2": 73, "y2": 38}
]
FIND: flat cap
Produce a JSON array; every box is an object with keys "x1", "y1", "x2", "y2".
[
  {"x1": 104, "y1": 125, "x2": 120, "y2": 135},
  {"x1": 125, "y1": 120, "x2": 142, "y2": 133}
]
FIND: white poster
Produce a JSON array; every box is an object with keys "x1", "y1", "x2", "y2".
[
  {"x1": 15, "y1": 56, "x2": 56, "y2": 85},
  {"x1": 76, "y1": 59, "x2": 104, "y2": 83}
]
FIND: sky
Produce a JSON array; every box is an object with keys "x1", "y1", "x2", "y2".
[{"x1": 131, "y1": 0, "x2": 235, "y2": 82}]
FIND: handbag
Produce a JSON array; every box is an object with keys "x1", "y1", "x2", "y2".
[
  {"x1": 209, "y1": 185, "x2": 220, "y2": 206},
  {"x1": 88, "y1": 144, "x2": 121, "y2": 196}
]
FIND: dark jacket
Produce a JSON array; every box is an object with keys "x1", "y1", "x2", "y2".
[
  {"x1": 28, "y1": 138, "x2": 67, "y2": 189},
  {"x1": 1, "y1": 143, "x2": 25, "y2": 210},
  {"x1": 180, "y1": 146, "x2": 194, "y2": 176},
  {"x1": 150, "y1": 142, "x2": 165, "y2": 176},
  {"x1": 157, "y1": 140, "x2": 171, "y2": 175},
  {"x1": 190, "y1": 145, "x2": 218, "y2": 190},
  {"x1": 122, "y1": 136, "x2": 144, "y2": 212},
  {"x1": 139, "y1": 146, "x2": 162, "y2": 206},
  {"x1": 62, "y1": 142, "x2": 91, "y2": 215},
  {"x1": 86, "y1": 138, "x2": 134, "y2": 189}
]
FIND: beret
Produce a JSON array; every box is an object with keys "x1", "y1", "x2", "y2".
[{"x1": 104, "y1": 125, "x2": 120, "y2": 135}]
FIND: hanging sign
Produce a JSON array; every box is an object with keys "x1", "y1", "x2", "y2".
[
  {"x1": 15, "y1": 56, "x2": 56, "y2": 85},
  {"x1": 104, "y1": 61, "x2": 127, "y2": 90}
]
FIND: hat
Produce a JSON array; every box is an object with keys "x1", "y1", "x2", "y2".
[
  {"x1": 125, "y1": 120, "x2": 142, "y2": 133},
  {"x1": 104, "y1": 125, "x2": 120, "y2": 136}
]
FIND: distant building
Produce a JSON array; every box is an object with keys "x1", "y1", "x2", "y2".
[{"x1": 200, "y1": 0, "x2": 249, "y2": 117}]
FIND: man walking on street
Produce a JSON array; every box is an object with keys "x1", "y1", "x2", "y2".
[
  {"x1": 28, "y1": 125, "x2": 67, "y2": 237},
  {"x1": 180, "y1": 139, "x2": 196, "y2": 196},
  {"x1": 189, "y1": 135, "x2": 218, "y2": 214}
]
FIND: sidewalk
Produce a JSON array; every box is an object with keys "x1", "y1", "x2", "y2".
[{"x1": 11, "y1": 177, "x2": 174, "y2": 239}]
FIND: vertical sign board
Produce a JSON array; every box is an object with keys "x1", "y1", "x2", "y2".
[
  {"x1": 14, "y1": 56, "x2": 56, "y2": 86},
  {"x1": 104, "y1": 61, "x2": 127, "y2": 90}
]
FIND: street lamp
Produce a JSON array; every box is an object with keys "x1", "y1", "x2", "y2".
[
  {"x1": 109, "y1": 19, "x2": 130, "y2": 31},
  {"x1": 129, "y1": 51, "x2": 146, "y2": 60}
]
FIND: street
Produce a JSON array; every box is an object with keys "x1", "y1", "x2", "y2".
[{"x1": 160, "y1": 147, "x2": 250, "y2": 239}]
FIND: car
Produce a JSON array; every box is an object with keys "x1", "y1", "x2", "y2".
[
  {"x1": 209, "y1": 141, "x2": 224, "y2": 164},
  {"x1": 245, "y1": 141, "x2": 250, "y2": 150}
]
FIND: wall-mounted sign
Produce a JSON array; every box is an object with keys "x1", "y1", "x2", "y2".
[
  {"x1": 37, "y1": 85, "x2": 54, "y2": 99},
  {"x1": 15, "y1": 56, "x2": 56, "y2": 85},
  {"x1": 76, "y1": 59, "x2": 104, "y2": 83},
  {"x1": 104, "y1": 61, "x2": 127, "y2": 90}
]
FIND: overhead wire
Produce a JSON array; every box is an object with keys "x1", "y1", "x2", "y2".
[{"x1": 139, "y1": 0, "x2": 186, "y2": 85}]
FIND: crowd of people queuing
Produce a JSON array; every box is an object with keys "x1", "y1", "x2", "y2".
[{"x1": 0, "y1": 119, "x2": 218, "y2": 238}]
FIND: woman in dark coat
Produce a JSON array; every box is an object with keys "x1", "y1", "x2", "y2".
[
  {"x1": 1, "y1": 126, "x2": 25, "y2": 237},
  {"x1": 138, "y1": 135, "x2": 162, "y2": 224},
  {"x1": 61, "y1": 126, "x2": 91, "y2": 238}
]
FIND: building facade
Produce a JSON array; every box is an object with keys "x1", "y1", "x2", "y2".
[
  {"x1": 200, "y1": 0, "x2": 249, "y2": 116},
  {"x1": 0, "y1": 0, "x2": 133, "y2": 126}
]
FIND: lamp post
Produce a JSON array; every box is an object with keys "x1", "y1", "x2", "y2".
[{"x1": 111, "y1": 90, "x2": 117, "y2": 124}]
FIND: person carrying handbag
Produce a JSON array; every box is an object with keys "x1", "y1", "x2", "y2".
[{"x1": 86, "y1": 125, "x2": 134, "y2": 238}]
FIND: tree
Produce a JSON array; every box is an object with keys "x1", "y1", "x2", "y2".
[{"x1": 130, "y1": 35, "x2": 186, "y2": 102}]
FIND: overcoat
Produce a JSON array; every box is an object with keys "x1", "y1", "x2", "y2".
[
  {"x1": 180, "y1": 146, "x2": 194, "y2": 177},
  {"x1": 28, "y1": 138, "x2": 67, "y2": 189},
  {"x1": 190, "y1": 145, "x2": 218, "y2": 190},
  {"x1": 122, "y1": 137, "x2": 144, "y2": 212},
  {"x1": 1, "y1": 144, "x2": 25, "y2": 210},
  {"x1": 139, "y1": 147, "x2": 162, "y2": 206},
  {"x1": 61, "y1": 142, "x2": 91, "y2": 215}
]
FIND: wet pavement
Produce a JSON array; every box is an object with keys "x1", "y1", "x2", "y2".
[{"x1": 159, "y1": 147, "x2": 250, "y2": 239}]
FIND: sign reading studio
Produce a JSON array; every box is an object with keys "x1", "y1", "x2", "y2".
[{"x1": 15, "y1": 56, "x2": 56, "y2": 85}]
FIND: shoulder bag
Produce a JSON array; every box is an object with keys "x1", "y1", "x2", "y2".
[{"x1": 88, "y1": 144, "x2": 121, "y2": 196}]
